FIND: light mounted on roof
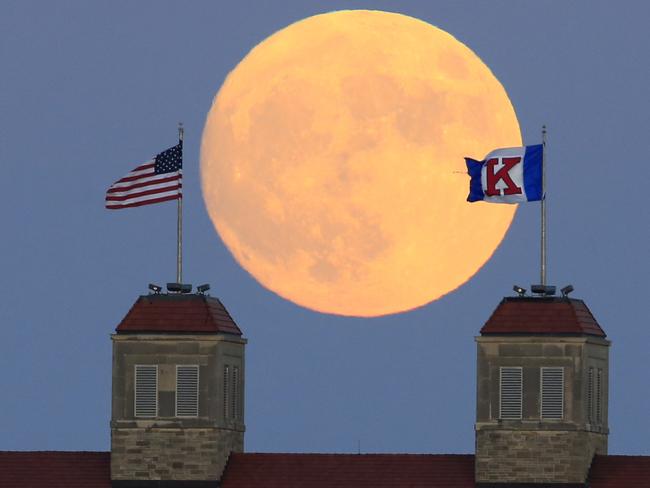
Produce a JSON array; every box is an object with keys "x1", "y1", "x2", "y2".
[
  {"x1": 531, "y1": 284, "x2": 556, "y2": 296},
  {"x1": 167, "y1": 282, "x2": 192, "y2": 294},
  {"x1": 561, "y1": 284, "x2": 574, "y2": 297},
  {"x1": 197, "y1": 283, "x2": 210, "y2": 294},
  {"x1": 148, "y1": 283, "x2": 162, "y2": 294},
  {"x1": 513, "y1": 285, "x2": 526, "y2": 297}
]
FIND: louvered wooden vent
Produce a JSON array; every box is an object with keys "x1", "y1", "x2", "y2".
[
  {"x1": 587, "y1": 366, "x2": 594, "y2": 422},
  {"x1": 499, "y1": 367, "x2": 522, "y2": 419},
  {"x1": 176, "y1": 365, "x2": 199, "y2": 417},
  {"x1": 222, "y1": 364, "x2": 242, "y2": 420},
  {"x1": 232, "y1": 366, "x2": 240, "y2": 420},
  {"x1": 596, "y1": 368, "x2": 603, "y2": 423},
  {"x1": 541, "y1": 367, "x2": 564, "y2": 419},
  {"x1": 134, "y1": 365, "x2": 157, "y2": 418},
  {"x1": 223, "y1": 365, "x2": 230, "y2": 419}
]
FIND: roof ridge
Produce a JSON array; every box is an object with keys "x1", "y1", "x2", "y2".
[
  {"x1": 481, "y1": 297, "x2": 506, "y2": 331},
  {"x1": 568, "y1": 298, "x2": 582, "y2": 329}
]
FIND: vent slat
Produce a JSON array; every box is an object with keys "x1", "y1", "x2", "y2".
[
  {"x1": 596, "y1": 368, "x2": 603, "y2": 423},
  {"x1": 588, "y1": 367, "x2": 594, "y2": 422},
  {"x1": 233, "y1": 366, "x2": 240, "y2": 420},
  {"x1": 176, "y1": 365, "x2": 199, "y2": 417},
  {"x1": 500, "y1": 367, "x2": 522, "y2": 419},
  {"x1": 541, "y1": 367, "x2": 564, "y2": 419},
  {"x1": 135, "y1": 365, "x2": 157, "y2": 418},
  {"x1": 223, "y1": 365, "x2": 230, "y2": 420}
]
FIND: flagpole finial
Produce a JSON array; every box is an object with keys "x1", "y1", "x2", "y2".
[{"x1": 178, "y1": 122, "x2": 184, "y2": 142}]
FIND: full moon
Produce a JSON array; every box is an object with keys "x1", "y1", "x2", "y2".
[{"x1": 201, "y1": 10, "x2": 520, "y2": 317}]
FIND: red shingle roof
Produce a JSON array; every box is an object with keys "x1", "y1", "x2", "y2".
[
  {"x1": 480, "y1": 297, "x2": 606, "y2": 337},
  {"x1": 589, "y1": 455, "x2": 650, "y2": 487},
  {"x1": 115, "y1": 293, "x2": 242, "y2": 335},
  {"x1": 220, "y1": 453, "x2": 475, "y2": 488},
  {"x1": 0, "y1": 451, "x2": 110, "y2": 488},
  {"x1": 0, "y1": 452, "x2": 648, "y2": 486}
]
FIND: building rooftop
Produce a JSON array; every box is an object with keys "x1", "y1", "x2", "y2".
[
  {"x1": 0, "y1": 452, "x2": 110, "y2": 488},
  {"x1": 221, "y1": 453, "x2": 475, "y2": 488},
  {"x1": 2, "y1": 452, "x2": 648, "y2": 487},
  {"x1": 480, "y1": 296, "x2": 606, "y2": 337},
  {"x1": 115, "y1": 293, "x2": 242, "y2": 335},
  {"x1": 588, "y1": 455, "x2": 650, "y2": 488}
]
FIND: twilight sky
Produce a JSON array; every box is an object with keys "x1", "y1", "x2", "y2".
[{"x1": 1, "y1": 0, "x2": 648, "y2": 454}]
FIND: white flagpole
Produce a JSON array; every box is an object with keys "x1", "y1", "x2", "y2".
[
  {"x1": 541, "y1": 125, "x2": 547, "y2": 286},
  {"x1": 177, "y1": 122, "x2": 184, "y2": 284}
]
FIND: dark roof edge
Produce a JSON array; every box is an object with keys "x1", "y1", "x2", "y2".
[
  {"x1": 114, "y1": 330, "x2": 241, "y2": 336},
  {"x1": 479, "y1": 332, "x2": 607, "y2": 338}
]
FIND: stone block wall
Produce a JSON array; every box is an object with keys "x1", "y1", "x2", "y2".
[
  {"x1": 475, "y1": 429, "x2": 607, "y2": 483},
  {"x1": 111, "y1": 427, "x2": 244, "y2": 481}
]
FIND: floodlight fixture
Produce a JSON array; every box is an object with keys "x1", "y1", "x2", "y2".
[
  {"x1": 148, "y1": 283, "x2": 162, "y2": 294},
  {"x1": 561, "y1": 284, "x2": 574, "y2": 297},
  {"x1": 513, "y1": 285, "x2": 526, "y2": 297},
  {"x1": 197, "y1": 283, "x2": 210, "y2": 294},
  {"x1": 179, "y1": 284, "x2": 192, "y2": 294},
  {"x1": 531, "y1": 284, "x2": 556, "y2": 296}
]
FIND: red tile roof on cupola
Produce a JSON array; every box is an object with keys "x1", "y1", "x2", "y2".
[
  {"x1": 115, "y1": 293, "x2": 242, "y2": 335},
  {"x1": 0, "y1": 451, "x2": 110, "y2": 488},
  {"x1": 480, "y1": 296, "x2": 606, "y2": 337},
  {"x1": 589, "y1": 455, "x2": 650, "y2": 487},
  {"x1": 220, "y1": 453, "x2": 475, "y2": 488}
]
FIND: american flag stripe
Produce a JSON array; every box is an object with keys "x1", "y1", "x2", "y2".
[
  {"x1": 108, "y1": 172, "x2": 181, "y2": 190},
  {"x1": 106, "y1": 174, "x2": 182, "y2": 194},
  {"x1": 106, "y1": 193, "x2": 181, "y2": 210},
  {"x1": 106, "y1": 142, "x2": 183, "y2": 210},
  {"x1": 113, "y1": 168, "x2": 159, "y2": 184},
  {"x1": 106, "y1": 177, "x2": 181, "y2": 205},
  {"x1": 123, "y1": 162, "x2": 155, "y2": 175},
  {"x1": 106, "y1": 183, "x2": 182, "y2": 202}
]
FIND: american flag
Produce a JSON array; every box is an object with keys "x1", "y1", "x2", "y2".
[{"x1": 106, "y1": 142, "x2": 182, "y2": 209}]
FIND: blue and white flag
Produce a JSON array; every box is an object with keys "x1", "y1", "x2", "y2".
[{"x1": 465, "y1": 144, "x2": 543, "y2": 203}]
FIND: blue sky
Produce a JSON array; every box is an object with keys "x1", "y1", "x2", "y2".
[{"x1": 1, "y1": 1, "x2": 648, "y2": 454}]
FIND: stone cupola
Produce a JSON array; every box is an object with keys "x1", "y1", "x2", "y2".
[
  {"x1": 110, "y1": 289, "x2": 246, "y2": 486},
  {"x1": 475, "y1": 295, "x2": 610, "y2": 485}
]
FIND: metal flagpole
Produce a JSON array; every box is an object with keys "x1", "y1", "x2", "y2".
[
  {"x1": 541, "y1": 125, "x2": 547, "y2": 286},
  {"x1": 177, "y1": 122, "x2": 184, "y2": 284}
]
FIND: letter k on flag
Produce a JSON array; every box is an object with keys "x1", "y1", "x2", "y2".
[{"x1": 465, "y1": 144, "x2": 543, "y2": 203}]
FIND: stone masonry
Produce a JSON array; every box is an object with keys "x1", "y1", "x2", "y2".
[
  {"x1": 111, "y1": 427, "x2": 243, "y2": 481},
  {"x1": 476, "y1": 429, "x2": 607, "y2": 483}
]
